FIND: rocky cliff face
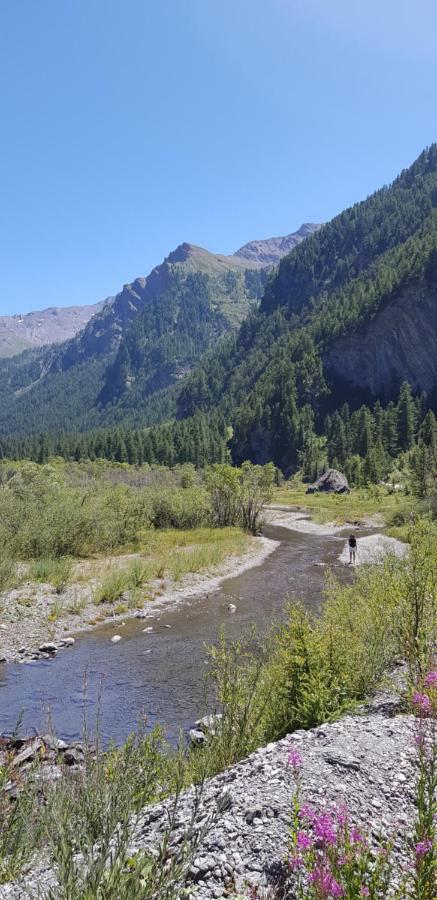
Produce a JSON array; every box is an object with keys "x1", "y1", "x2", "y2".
[
  {"x1": 234, "y1": 223, "x2": 322, "y2": 266},
  {"x1": 327, "y1": 285, "x2": 437, "y2": 398},
  {"x1": 0, "y1": 301, "x2": 105, "y2": 358}
]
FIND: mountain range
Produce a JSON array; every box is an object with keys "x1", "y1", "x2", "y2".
[
  {"x1": 0, "y1": 146, "x2": 436, "y2": 477},
  {"x1": 0, "y1": 225, "x2": 319, "y2": 435},
  {"x1": 0, "y1": 301, "x2": 105, "y2": 358}
]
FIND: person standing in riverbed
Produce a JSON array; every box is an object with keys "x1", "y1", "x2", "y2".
[{"x1": 348, "y1": 534, "x2": 357, "y2": 564}]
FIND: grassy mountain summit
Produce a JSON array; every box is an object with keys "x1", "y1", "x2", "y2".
[{"x1": 0, "y1": 228, "x2": 316, "y2": 436}]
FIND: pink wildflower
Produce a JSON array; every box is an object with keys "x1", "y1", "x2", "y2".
[
  {"x1": 296, "y1": 830, "x2": 313, "y2": 850},
  {"x1": 412, "y1": 692, "x2": 432, "y2": 716},
  {"x1": 333, "y1": 804, "x2": 348, "y2": 827},
  {"x1": 415, "y1": 839, "x2": 433, "y2": 857},
  {"x1": 360, "y1": 888, "x2": 370, "y2": 897},
  {"x1": 351, "y1": 827, "x2": 364, "y2": 844},
  {"x1": 299, "y1": 803, "x2": 316, "y2": 823},
  {"x1": 288, "y1": 747, "x2": 303, "y2": 769},
  {"x1": 288, "y1": 853, "x2": 304, "y2": 871},
  {"x1": 309, "y1": 865, "x2": 344, "y2": 896},
  {"x1": 424, "y1": 670, "x2": 437, "y2": 687},
  {"x1": 313, "y1": 812, "x2": 337, "y2": 845}
]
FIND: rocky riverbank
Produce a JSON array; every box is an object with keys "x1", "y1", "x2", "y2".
[
  {"x1": 0, "y1": 536, "x2": 278, "y2": 664},
  {"x1": 0, "y1": 679, "x2": 418, "y2": 899},
  {"x1": 131, "y1": 685, "x2": 415, "y2": 898}
]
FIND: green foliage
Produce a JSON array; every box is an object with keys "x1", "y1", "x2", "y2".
[
  {"x1": 30, "y1": 557, "x2": 73, "y2": 593},
  {"x1": 203, "y1": 519, "x2": 436, "y2": 750},
  {"x1": 206, "y1": 461, "x2": 275, "y2": 533},
  {"x1": 93, "y1": 568, "x2": 130, "y2": 605}
]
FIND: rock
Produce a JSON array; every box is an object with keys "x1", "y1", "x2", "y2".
[
  {"x1": 38, "y1": 642, "x2": 58, "y2": 654},
  {"x1": 160, "y1": 624, "x2": 171, "y2": 629},
  {"x1": 143, "y1": 627, "x2": 154, "y2": 634},
  {"x1": 195, "y1": 714, "x2": 223, "y2": 735},
  {"x1": 189, "y1": 729, "x2": 206, "y2": 746},
  {"x1": 307, "y1": 468, "x2": 350, "y2": 494},
  {"x1": 110, "y1": 635, "x2": 122, "y2": 643},
  {"x1": 323, "y1": 752, "x2": 361, "y2": 771},
  {"x1": 227, "y1": 603, "x2": 237, "y2": 612},
  {"x1": 60, "y1": 637, "x2": 75, "y2": 647},
  {"x1": 63, "y1": 748, "x2": 84, "y2": 766},
  {"x1": 0, "y1": 624, "x2": 7, "y2": 630},
  {"x1": 42, "y1": 734, "x2": 69, "y2": 752},
  {"x1": 12, "y1": 738, "x2": 43, "y2": 767}
]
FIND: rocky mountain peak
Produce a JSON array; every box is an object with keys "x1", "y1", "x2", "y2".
[{"x1": 234, "y1": 222, "x2": 322, "y2": 266}]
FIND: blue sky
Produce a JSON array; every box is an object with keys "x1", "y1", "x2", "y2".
[{"x1": 1, "y1": 0, "x2": 436, "y2": 315}]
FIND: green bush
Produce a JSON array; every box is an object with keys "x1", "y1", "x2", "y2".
[{"x1": 149, "y1": 486, "x2": 210, "y2": 530}]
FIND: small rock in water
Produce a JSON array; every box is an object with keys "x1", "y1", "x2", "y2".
[
  {"x1": 0, "y1": 624, "x2": 7, "y2": 630},
  {"x1": 38, "y1": 642, "x2": 58, "y2": 654},
  {"x1": 227, "y1": 603, "x2": 237, "y2": 612},
  {"x1": 60, "y1": 637, "x2": 75, "y2": 647},
  {"x1": 143, "y1": 627, "x2": 154, "y2": 633},
  {"x1": 160, "y1": 623, "x2": 171, "y2": 629},
  {"x1": 110, "y1": 635, "x2": 122, "y2": 643}
]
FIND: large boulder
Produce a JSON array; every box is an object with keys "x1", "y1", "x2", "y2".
[{"x1": 306, "y1": 468, "x2": 350, "y2": 495}]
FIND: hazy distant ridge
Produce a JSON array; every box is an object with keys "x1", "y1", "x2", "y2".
[{"x1": 0, "y1": 301, "x2": 106, "y2": 357}]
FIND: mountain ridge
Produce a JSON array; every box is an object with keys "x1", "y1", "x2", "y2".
[{"x1": 0, "y1": 301, "x2": 106, "y2": 358}]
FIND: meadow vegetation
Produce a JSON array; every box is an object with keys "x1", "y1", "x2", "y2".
[{"x1": 0, "y1": 459, "x2": 273, "y2": 604}]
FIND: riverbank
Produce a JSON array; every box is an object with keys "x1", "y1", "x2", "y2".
[
  {"x1": 0, "y1": 533, "x2": 278, "y2": 664},
  {"x1": 131, "y1": 681, "x2": 415, "y2": 899},
  {"x1": 0, "y1": 679, "x2": 418, "y2": 900}
]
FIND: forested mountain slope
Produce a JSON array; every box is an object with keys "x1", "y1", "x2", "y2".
[
  {"x1": 178, "y1": 146, "x2": 437, "y2": 471},
  {"x1": 0, "y1": 229, "x2": 316, "y2": 435}
]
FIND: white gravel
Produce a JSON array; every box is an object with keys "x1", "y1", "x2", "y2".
[{"x1": 338, "y1": 533, "x2": 408, "y2": 566}]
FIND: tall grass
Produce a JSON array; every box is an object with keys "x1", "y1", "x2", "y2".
[
  {"x1": 0, "y1": 725, "x2": 211, "y2": 898},
  {"x1": 30, "y1": 557, "x2": 73, "y2": 593}
]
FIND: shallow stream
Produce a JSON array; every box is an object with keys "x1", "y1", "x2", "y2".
[{"x1": 0, "y1": 520, "x2": 365, "y2": 744}]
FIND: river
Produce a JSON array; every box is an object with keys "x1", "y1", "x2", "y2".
[{"x1": 0, "y1": 520, "x2": 359, "y2": 744}]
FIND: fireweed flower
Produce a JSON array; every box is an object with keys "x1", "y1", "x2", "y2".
[
  {"x1": 299, "y1": 803, "x2": 316, "y2": 823},
  {"x1": 313, "y1": 812, "x2": 337, "y2": 846},
  {"x1": 309, "y1": 865, "x2": 344, "y2": 896},
  {"x1": 288, "y1": 852, "x2": 304, "y2": 871},
  {"x1": 288, "y1": 747, "x2": 303, "y2": 770},
  {"x1": 412, "y1": 692, "x2": 432, "y2": 716},
  {"x1": 334, "y1": 805, "x2": 348, "y2": 828},
  {"x1": 424, "y1": 670, "x2": 437, "y2": 687},
  {"x1": 351, "y1": 827, "x2": 365, "y2": 844},
  {"x1": 296, "y1": 830, "x2": 313, "y2": 850},
  {"x1": 415, "y1": 839, "x2": 433, "y2": 856},
  {"x1": 360, "y1": 887, "x2": 370, "y2": 897}
]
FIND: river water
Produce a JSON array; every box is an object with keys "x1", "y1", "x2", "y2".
[{"x1": 0, "y1": 522, "x2": 357, "y2": 744}]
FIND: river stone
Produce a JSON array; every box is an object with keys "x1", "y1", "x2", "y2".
[
  {"x1": 306, "y1": 468, "x2": 350, "y2": 494},
  {"x1": 110, "y1": 635, "x2": 122, "y2": 643},
  {"x1": 227, "y1": 603, "x2": 237, "y2": 612},
  {"x1": 38, "y1": 642, "x2": 58, "y2": 653}
]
